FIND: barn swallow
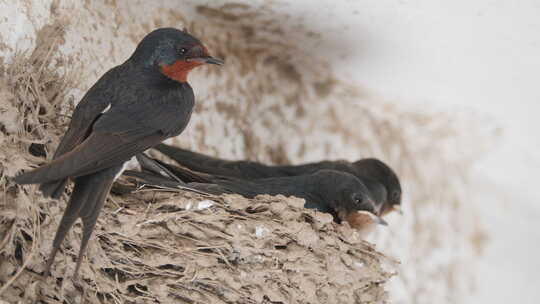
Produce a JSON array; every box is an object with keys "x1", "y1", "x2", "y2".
[
  {"x1": 153, "y1": 144, "x2": 402, "y2": 216},
  {"x1": 12, "y1": 28, "x2": 223, "y2": 277},
  {"x1": 122, "y1": 156, "x2": 388, "y2": 230}
]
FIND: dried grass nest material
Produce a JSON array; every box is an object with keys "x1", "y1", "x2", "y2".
[{"x1": 1, "y1": 187, "x2": 395, "y2": 303}]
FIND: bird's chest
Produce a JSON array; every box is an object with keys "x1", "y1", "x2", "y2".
[{"x1": 116, "y1": 84, "x2": 195, "y2": 136}]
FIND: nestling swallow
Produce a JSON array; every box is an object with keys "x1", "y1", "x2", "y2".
[
  {"x1": 12, "y1": 28, "x2": 223, "y2": 277},
  {"x1": 153, "y1": 144, "x2": 402, "y2": 216},
  {"x1": 121, "y1": 155, "x2": 388, "y2": 230}
]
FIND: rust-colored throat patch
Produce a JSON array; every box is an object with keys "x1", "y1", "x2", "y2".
[{"x1": 160, "y1": 60, "x2": 204, "y2": 83}]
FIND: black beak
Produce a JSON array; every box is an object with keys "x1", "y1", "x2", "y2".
[
  {"x1": 374, "y1": 216, "x2": 388, "y2": 226},
  {"x1": 187, "y1": 56, "x2": 224, "y2": 65}
]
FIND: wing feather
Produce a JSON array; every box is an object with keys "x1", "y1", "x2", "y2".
[{"x1": 14, "y1": 129, "x2": 165, "y2": 184}]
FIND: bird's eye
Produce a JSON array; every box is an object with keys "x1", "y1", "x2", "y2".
[
  {"x1": 179, "y1": 48, "x2": 187, "y2": 55},
  {"x1": 355, "y1": 197, "x2": 363, "y2": 205}
]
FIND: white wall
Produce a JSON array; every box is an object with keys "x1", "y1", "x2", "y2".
[{"x1": 276, "y1": 1, "x2": 540, "y2": 303}]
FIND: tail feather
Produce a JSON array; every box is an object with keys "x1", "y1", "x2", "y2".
[
  {"x1": 73, "y1": 170, "x2": 115, "y2": 277},
  {"x1": 44, "y1": 178, "x2": 90, "y2": 275},
  {"x1": 156, "y1": 160, "x2": 213, "y2": 183},
  {"x1": 44, "y1": 164, "x2": 121, "y2": 277},
  {"x1": 39, "y1": 179, "x2": 69, "y2": 199},
  {"x1": 154, "y1": 144, "x2": 218, "y2": 175},
  {"x1": 135, "y1": 151, "x2": 212, "y2": 183},
  {"x1": 154, "y1": 144, "x2": 195, "y2": 163}
]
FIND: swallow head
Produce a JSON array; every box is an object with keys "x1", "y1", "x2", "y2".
[
  {"x1": 312, "y1": 169, "x2": 387, "y2": 229},
  {"x1": 353, "y1": 158, "x2": 402, "y2": 216},
  {"x1": 363, "y1": 180, "x2": 387, "y2": 216},
  {"x1": 341, "y1": 187, "x2": 388, "y2": 229},
  {"x1": 336, "y1": 192, "x2": 388, "y2": 233},
  {"x1": 130, "y1": 27, "x2": 223, "y2": 83}
]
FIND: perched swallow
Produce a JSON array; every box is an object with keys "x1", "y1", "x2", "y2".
[
  {"x1": 153, "y1": 144, "x2": 402, "y2": 216},
  {"x1": 121, "y1": 155, "x2": 388, "y2": 230},
  {"x1": 12, "y1": 28, "x2": 223, "y2": 277}
]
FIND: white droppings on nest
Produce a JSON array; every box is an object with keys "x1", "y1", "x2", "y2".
[
  {"x1": 197, "y1": 199, "x2": 215, "y2": 210},
  {"x1": 254, "y1": 225, "x2": 270, "y2": 238}
]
